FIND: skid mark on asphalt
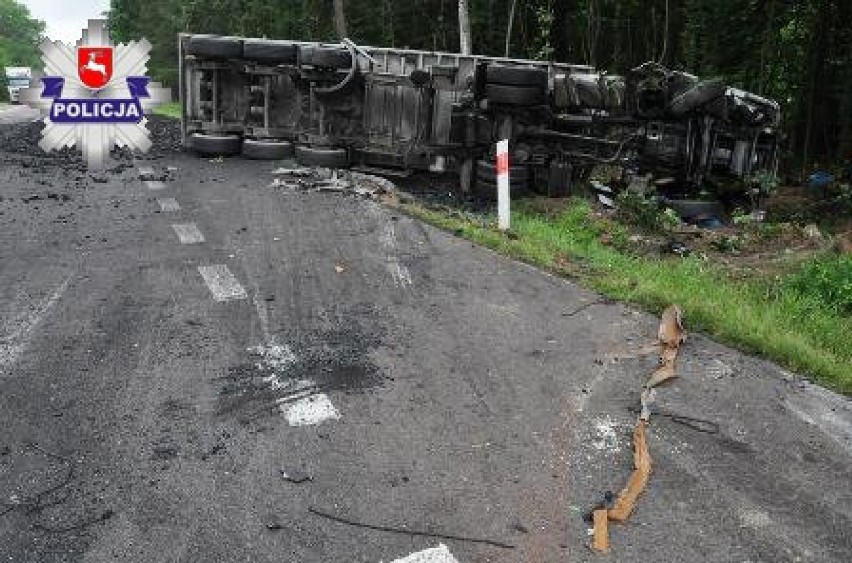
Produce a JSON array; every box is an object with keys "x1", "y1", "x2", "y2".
[
  {"x1": 157, "y1": 198, "x2": 181, "y2": 212},
  {"x1": 198, "y1": 265, "x2": 248, "y2": 302},
  {"x1": 172, "y1": 222, "x2": 205, "y2": 244},
  {"x1": 368, "y1": 202, "x2": 413, "y2": 289},
  {"x1": 0, "y1": 274, "x2": 73, "y2": 368},
  {"x1": 389, "y1": 545, "x2": 460, "y2": 563},
  {"x1": 381, "y1": 222, "x2": 413, "y2": 288}
]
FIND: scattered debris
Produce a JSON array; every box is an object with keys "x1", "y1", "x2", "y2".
[
  {"x1": 606, "y1": 420, "x2": 652, "y2": 523},
  {"x1": 803, "y1": 223, "x2": 822, "y2": 240},
  {"x1": 644, "y1": 304, "x2": 686, "y2": 389},
  {"x1": 280, "y1": 468, "x2": 312, "y2": 483},
  {"x1": 269, "y1": 168, "x2": 396, "y2": 200},
  {"x1": 307, "y1": 506, "x2": 516, "y2": 549},
  {"x1": 266, "y1": 519, "x2": 284, "y2": 530},
  {"x1": 591, "y1": 305, "x2": 686, "y2": 554},
  {"x1": 591, "y1": 509, "x2": 610, "y2": 553},
  {"x1": 591, "y1": 417, "x2": 622, "y2": 453},
  {"x1": 200, "y1": 442, "x2": 226, "y2": 460}
]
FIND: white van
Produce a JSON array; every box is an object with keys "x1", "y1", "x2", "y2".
[{"x1": 4, "y1": 67, "x2": 32, "y2": 104}]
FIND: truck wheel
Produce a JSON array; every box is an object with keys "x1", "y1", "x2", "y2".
[
  {"x1": 243, "y1": 138, "x2": 295, "y2": 160},
  {"x1": 185, "y1": 36, "x2": 243, "y2": 60},
  {"x1": 189, "y1": 133, "x2": 242, "y2": 156},
  {"x1": 299, "y1": 46, "x2": 353, "y2": 69},
  {"x1": 486, "y1": 65, "x2": 548, "y2": 89},
  {"x1": 668, "y1": 79, "x2": 727, "y2": 117},
  {"x1": 486, "y1": 84, "x2": 546, "y2": 106},
  {"x1": 243, "y1": 40, "x2": 298, "y2": 65},
  {"x1": 474, "y1": 178, "x2": 529, "y2": 200},
  {"x1": 295, "y1": 146, "x2": 350, "y2": 168}
]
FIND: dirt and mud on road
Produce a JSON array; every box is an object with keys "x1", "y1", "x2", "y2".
[{"x1": 1, "y1": 113, "x2": 851, "y2": 562}]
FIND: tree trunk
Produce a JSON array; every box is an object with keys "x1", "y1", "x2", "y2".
[
  {"x1": 458, "y1": 0, "x2": 472, "y2": 54},
  {"x1": 505, "y1": 0, "x2": 518, "y2": 58},
  {"x1": 333, "y1": 0, "x2": 348, "y2": 39}
]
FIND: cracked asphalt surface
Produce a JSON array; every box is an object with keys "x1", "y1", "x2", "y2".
[{"x1": 1, "y1": 109, "x2": 850, "y2": 562}]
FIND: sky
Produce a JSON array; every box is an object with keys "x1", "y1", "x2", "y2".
[{"x1": 21, "y1": 0, "x2": 110, "y2": 44}]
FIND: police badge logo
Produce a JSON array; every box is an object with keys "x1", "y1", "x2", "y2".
[
  {"x1": 20, "y1": 19, "x2": 171, "y2": 170},
  {"x1": 77, "y1": 47, "x2": 113, "y2": 90}
]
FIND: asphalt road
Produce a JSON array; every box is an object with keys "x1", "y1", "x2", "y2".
[{"x1": 1, "y1": 114, "x2": 850, "y2": 563}]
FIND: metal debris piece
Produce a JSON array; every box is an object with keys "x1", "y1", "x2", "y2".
[
  {"x1": 280, "y1": 468, "x2": 312, "y2": 483},
  {"x1": 607, "y1": 419, "x2": 651, "y2": 522},
  {"x1": 591, "y1": 509, "x2": 610, "y2": 553}
]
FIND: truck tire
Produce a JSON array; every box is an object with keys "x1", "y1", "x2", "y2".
[
  {"x1": 295, "y1": 146, "x2": 349, "y2": 168},
  {"x1": 185, "y1": 36, "x2": 243, "y2": 60},
  {"x1": 668, "y1": 79, "x2": 726, "y2": 117},
  {"x1": 243, "y1": 138, "x2": 295, "y2": 160},
  {"x1": 486, "y1": 83, "x2": 546, "y2": 106},
  {"x1": 476, "y1": 160, "x2": 530, "y2": 182},
  {"x1": 243, "y1": 40, "x2": 298, "y2": 65},
  {"x1": 663, "y1": 198, "x2": 724, "y2": 220},
  {"x1": 189, "y1": 133, "x2": 242, "y2": 156},
  {"x1": 474, "y1": 178, "x2": 529, "y2": 200},
  {"x1": 486, "y1": 65, "x2": 548, "y2": 89},
  {"x1": 300, "y1": 46, "x2": 353, "y2": 69}
]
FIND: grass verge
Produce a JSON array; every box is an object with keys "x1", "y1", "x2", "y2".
[
  {"x1": 152, "y1": 101, "x2": 181, "y2": 119},
  {"x1": 398, "y1": 197, "x2": 852, "y2": 394}
]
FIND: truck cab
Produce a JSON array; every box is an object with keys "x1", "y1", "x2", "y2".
[{"x1": 4, "y1": 67, "x2": 32, "y2": 104}]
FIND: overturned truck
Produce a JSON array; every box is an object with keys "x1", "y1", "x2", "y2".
[{"x1": 178, "y1": 34, "x2": 780, "y2": 197}]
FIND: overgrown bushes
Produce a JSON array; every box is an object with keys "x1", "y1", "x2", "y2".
[{"x1": 782, "y1": 255, "x2": 852, "y2": 316}]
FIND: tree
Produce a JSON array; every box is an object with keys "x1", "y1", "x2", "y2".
[
  {"x1": 458, "y1": 0, "x2": 471, "y2": 54},
  {"x1": 333, "y1": 0, "x2": 348, "y2": 38}
]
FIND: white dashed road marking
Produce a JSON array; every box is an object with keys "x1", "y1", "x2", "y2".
[
  {"x1": 280, "y1": 393, "x2": 340, "y2": 426},
  {"x1": 198, "y1": 265, "x2": 248, "y2": 302},
  {"x1": 157, "y1": 198, "x2": 181, "y2": 212},
  {"x1": 250, "y1": 343, "x2": 340, "y2": 426},
  {"x1": 389, "y1": 545, "x2": 460, "y2": 563},
  {"x1": 172, "y1": 223, "x2": 205, "y2": 244},
  {"x1": 145, "y1": 180, "x2": 166, "y2": 190}
]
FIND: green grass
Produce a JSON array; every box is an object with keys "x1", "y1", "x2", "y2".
[
  {"x1": 399, "y1": 198, "x2": 852, "y2": 394},
  {"x1": 152, "y1": 101, "x2": 181, "y2": 119}
]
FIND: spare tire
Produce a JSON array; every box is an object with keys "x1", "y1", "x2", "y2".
[
  {"x1": 243, "y1": 39, "x2": 298, "y2": 65},
  {"x1": 186, "y1": 36, "x2": 243, "y2": 60},
  {"x1": 300, "y1": 46, "x2": 353, "y2": 69},
  {"x1": 243, "y1": 139, "x2": 295, "y2": 160},
  {"x1": 486, "y1": 65, "x2": 548, "y2": 89},
  {"x1": 486, "y1": 84, "x2": 546, "y2": 106},
  {"x1": 189, "y1": 133, "x2": 242, "y2": 156},
  {"x1": 295, "y1": 146, "x2": 349, "y2": 168}
]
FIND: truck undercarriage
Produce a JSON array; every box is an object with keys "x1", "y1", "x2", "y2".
[{"x1": 178, "y1": 35, "x2": 780, "y2": 199}]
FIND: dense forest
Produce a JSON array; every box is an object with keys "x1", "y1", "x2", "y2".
[
  {"x1": 0, "y1": 1, "x2": 849, "y2": 168},
  {"x1": 0, "y1": 0, "x2": 44, "y2": 71}
]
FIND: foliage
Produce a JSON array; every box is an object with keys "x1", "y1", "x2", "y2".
[
  {"x1": 615, "y1": 191, "x2": 678, "y2": 232},
  {"x1": 152, "y1": 101, "x2": 181, "y2": 118},
  {"x1": 0, "y1": 0, "x2": 44, "y2": 102},
  {"x1": 782, "y1": 254, "x2": 852, "y2": 316}
]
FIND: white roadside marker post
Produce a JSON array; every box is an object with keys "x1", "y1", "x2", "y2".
[{"x1": 496, "y1": 139, "x2": 510, "y2": 231}]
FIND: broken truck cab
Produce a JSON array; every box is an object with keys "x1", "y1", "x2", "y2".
[{"x1": 178, "y1": 35, "x2": 780, "y2": 195}]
